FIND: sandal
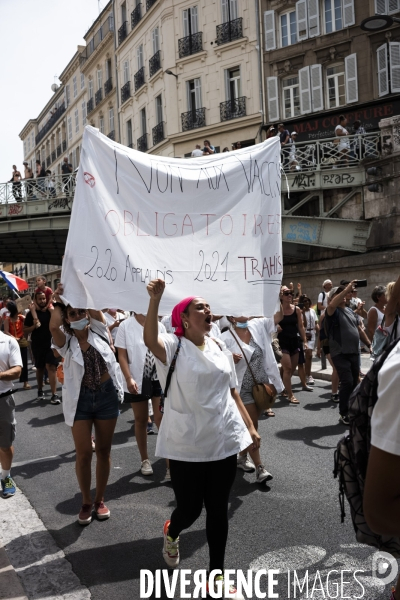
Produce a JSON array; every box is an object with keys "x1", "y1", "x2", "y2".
[
  {"x1": 289, "y1": 396, "x2": 300, "y2": 404},
  {"x1": 264, "y1": 408, "x2": 275, "y2": 417},
  {"x1": 281, "y1": 390, "x2": 288, "y2": 397}
]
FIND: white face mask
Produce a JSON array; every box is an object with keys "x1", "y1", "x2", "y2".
[{"x1": 69, "y1": 317, "x2": 89, "y2": 330}]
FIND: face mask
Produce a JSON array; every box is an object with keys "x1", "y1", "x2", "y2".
[
  {"x1": 236, "y1": 321, "x2": 249, "y2": 329},
  {"x1": 69, "y1": 317, "x2": 89, "y2": 330}
]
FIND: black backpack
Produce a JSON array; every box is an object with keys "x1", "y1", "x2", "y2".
[{"x1": 333, "y1": 337, "x2": 400, "y2": 557}]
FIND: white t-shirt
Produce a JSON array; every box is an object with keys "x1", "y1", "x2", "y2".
[
  {"x1": 161, "y1": 315, "x2": 175, "y2": 333},
  {"x1": 335, "y1": 125, "x2": 350, "y2": 149},
  {"x1": 191, "y1": 148, "x2": 204, "y2": 157},
  {"x1": 383, "y1": 316, "x2": 400, "y2": 340},
  {"x1": 0, "y1": 307, "x2": 10, "y2": 319},
  {"x1": 104, "y1": 312, "x2": 125, "y2": 342},
  {"x1": 317, "y1": 291, "x2": 328, "y2": 309},
  {"x1": 154, "y1": 333, "x2": 252, "y2": 462},
  {"x1": 371, "y1": 340, "x2": 400, "y2": 456},
  {"x1": 367, "y1": 306, "x2": 384, "y2": 330},
  {"x1": 0, "y1": 332, "x2": 22, "y2": 394}
]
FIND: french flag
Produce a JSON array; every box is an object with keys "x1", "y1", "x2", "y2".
[{"x1": 0, "y1": 270, "x2": 29, "y2": 292}]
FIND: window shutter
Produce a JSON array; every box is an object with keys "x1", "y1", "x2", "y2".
[
  {"x1": 152, "y1": 28, "x2": 159, "y2": 54},
  {"x1": 230, "y1": 0, "x2": 238, "y2": 20},
  {"x1": 267, "y1": 77, "x2": 279, "y2": 122},
  {"x1": 191, "y1": 6, "x2": 199, "y2": 33},
  {"x1": 123, "y1": 61, "x2": 129, "y2": 84},
  {"x1": 183, "y1": 9, "x2": 189, "y2": 36},
  {"x1": 296, "y1": 0, "x2": 308, "y2": 41},
  {"x1": 224, "y1": 69, "x2": 230, "y2": 99},
  {"x1": 308, "y1": 0, "x2": 320, "y2": 37},
  {"x1": 137, "y1": 45, "x2": 143, "y2": 70},
  {"x1": 186, "y1": 81, "x2": 192, "y2": 110},
  {"x1": 342, "y1": 0, "x2": 355, "y2": 27},
  {"x1": 345, "y1": 53, "x2": 358, "y2": 103},
  {"x1": 299, "y1": 66, "x2": 311, "y2": 114},
  {"x1": 310, "y1": 64, "x2": 324, "y2": 111},
  {"x1": 264, "y1": 11, "x2": 276, "y2": 50},
  {"x1": 375, "y1": 0, "x2": 387, "y2": 14},
  {"x1": 377, "y1": 43, "x2": 389, "y2": 97},
  {"x1": 194, "y1": 78, "x2": 202, "y2": 109},
  {"x1": 221, "y1": 0, "x2": 229, "y2": 23},
  {"x1": 388, "y1": 0, "x2": 400, "y2": 14},
  {"x1": 389, "y1": 42, "x2": 400, "y2": 92}
]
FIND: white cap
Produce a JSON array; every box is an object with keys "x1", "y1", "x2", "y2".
[
  {"x1": 291, "y1": 131, "x2": 297, "y2": 136},
  {"x1": 323, "y1": 279, "x2": 332, "y2": 287}
]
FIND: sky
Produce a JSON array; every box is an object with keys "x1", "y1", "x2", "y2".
[{"x1": 0, "y1": 0, "x2": 107, "y2": 183}]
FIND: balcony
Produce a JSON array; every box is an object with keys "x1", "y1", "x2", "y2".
[
  {"x1": 104, "y1": 77, "x2": 113, "y2": 96},
  {"x1": 46, "y1": 155, "x2": 51, "y2": 167},
  {"x1": 134, "y1": 66, "x2": 145, "y2": 91},
  {"x1": 56, "y1": 144, "x2": 62, "y2": 157},
  {"x1": 95, "y1": 88, "x2": 103, "y2": 106},
  {"x1": 181, "y1": 107, "x2": 206, "y2": 131},
  {"x1": 131, "y1": 4, "x2": 141, "y2": 28},
  {"x1": 137, "y1": 133, "x2": 148, "y2": 152},
  {"x1": 62, "y1": 140, "x2": 67, "y2": 152},
  {"x1": 118, "y1": 21, "x2": 128, "y2": 45},
  {"x1": 108, "y1": 130, "x2": 115, "y2": 141},
  {"x1": 121, "y1": 81, "x2": 131, "y2": 103},
  {"x1": 149, "y1": 50, "x2": 161, "y2": 78},
  {"x1": 216, "y1": 17, "x2": 243, "y2": 45},
  {"x1": 152, "y1": 122, "x2": 164, "y2": 146},
  {"x1": 146, "y1": 0, "x2": 157, "y2": 10},
  {"x1": 220, "y1": 96, "x2": 246, "y2": 121},
  {"x1": 80, "y1": 15, "x2": 114, "y2": 65},
  {"x1": 35, "y1": 103, "x2": 66, "y2": 145},
  {"x1": 87, "y1": 97, "x2": 94, "y2": 114},
  {"x1": 178, "y1": 32, "x2": 203, "y2": 58},
  {"x1": 51, "y1": 150, "x2": 56, "y2": 163}
]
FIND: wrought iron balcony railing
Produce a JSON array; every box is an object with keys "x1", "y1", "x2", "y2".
[
  {"x1": 35, "y1": 103, "x2": 66, "y2": 145},
  {"x1": 104, "y1": 77, "x2": 113, "y2": 96},
  {"x1": 149, "y1": 50, "x2": 161, "y2": 78},
  {"x1": 181, "y1": 107, "x2": 206, "y2": 131},
  {"x1": 56, "y1": 144, "x2": 62, "y2": 157},
  {"x1": 0, "y1": 172, "x2": 77, "y2": 204},
  {"x1": 216, "y1": 17, "x2": 243, "y2": 45},
  {"x1": 146, "y1": 0, "x2": 157, "y2": 10},
  {"x1": 51, "y1": 150, "x2": 56, "y2": 163},
  {"x1": 62, "y1": 140, "x2": 67, "y2": 152},
  {"x1": 118, "y1": 21, "x2": 128, "y2": 45},
  {"x1": 108, "y1": 130, "x2": 115, "y2": 141},
  {"x1": 80, "y1": 15, "x2": 114, "y2": 65},
  {"x1": 131, "y1": 3, "x2": 141, "y2": 28},
  {"x1": 134, "y1": 66, "x2": 145, "y2": 91},
  {"x1": 137, "y1": 133, "x2": 148, "y2": 152},
  {"x1": 220, "y1": 96, "x2": 246, "y2": 121},
  {"x1": 178, "y1": 32, "x2": 203, "y2": 58},
  {"x1": 87, "y1": 97, "x2": 94, "y2": 114},
  {"x1": 95, "y1": 88, "x2": 103, "y2": 105},
  {"x1": 152, "y1": 122, "x2": 164, "y2": 146},
  {"x1": 121, "y1": 81, "x2": 131, "y2": 103},
  {"x1": 127, "y1": 143, "x2": 134, "y2": 148}
]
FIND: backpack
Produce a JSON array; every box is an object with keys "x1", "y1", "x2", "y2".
[
  {"x1": 333, "y1": 337, "x2": 400, "y2": 557},
  {"x1": 316, "y1": 291, "x2": 325, "y2": 316}
]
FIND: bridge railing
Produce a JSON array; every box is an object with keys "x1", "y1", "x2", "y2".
[
  {"x1": 281, "y1": 131, "x2": 380, "y2": 173},
  {"x1": 0, "y1": 173, "x2": 77, "y2": 205}
]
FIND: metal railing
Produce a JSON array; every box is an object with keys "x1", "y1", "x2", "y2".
[
  {"x1": 146, "y1": 0, "x2": 157, "y2": 10},
  {"x1": 121, "y1": 81, "x2": 131, "y2": 103},
  {"x1": 80, "y1": 15, "x2": 114, "y2": 64},
  {"x1": 216, "y1": 17, "x2": 243, "y2": 45},
  {"x1": 178, "y1": 32, "x2": 203, "y2": 58},
  {"x1": 131, "y1": 3, "x2": 141, "y2": 28},
  {"x1": 149, "y1": 50, "x2": 161, "y2": 78},
  {"x1": 118, "y1": 21, "x2": 128, "y2": 45},
  {"x1": 220, "y1": 96, "x2": 246, "y2": 121},
  {"x1": 104, "y1": 77, "x2": 113, "y2": 96},
  {"x1": 181, "y1": 107, "x2": 206, "y2": 131},
  {"x1": 108, "y1": 130, "x2": 115, "y2": 141},
  {"x1": 134, "y1": 66, "x2": 145, "y2": 91},
  {"x1": 0, "y1": 173, "x2": 77, "y2": 205},
  {"x1": 95, "y1": 88, "x2": 103, "y2": 105},
  {"x1": 280, "y1": 132, "x2": 380, "y2": 172},
  {"x1": 35, "y1": 103, "x2": 66, "y2": 145},
  {"x1": 87, "y1": 97, "x2": 94, "y2": 114},
  {"x1": 137, "y1": 133, "x2": 148, "y2": 152},
  {"x1": 152, "y1": 122, "x2": 164, "y2": 146}
]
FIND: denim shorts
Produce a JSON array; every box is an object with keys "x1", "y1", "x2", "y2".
[{"x1": 74, "y1": 378, "x2": 119, "y2": 421}]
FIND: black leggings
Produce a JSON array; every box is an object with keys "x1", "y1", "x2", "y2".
[{"x1": 168, "y1": 454, "x2": 237, "y2": 572}]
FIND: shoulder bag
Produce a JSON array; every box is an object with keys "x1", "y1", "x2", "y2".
[{"x1": 229, "y1": 329, "x2": 277, "y2": 412}]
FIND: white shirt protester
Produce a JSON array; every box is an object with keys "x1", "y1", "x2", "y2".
[
  {"x1": 303, "y1": 308, "x2": 318, "y2": 349},
  {"x1": 317, "y1": 291, "x2": 329, "y2": 310},
  {"x1": 0, "y1": 332, "x2": 22, "y2": 394},
  {"x1": 154, "y1": 334, "x2": 252, "y2": 462}
]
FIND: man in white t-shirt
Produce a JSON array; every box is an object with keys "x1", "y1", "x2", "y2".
[
  {"x1": 0, "y1": 331, "x2": 23, "y2": 498},
  {"x1": 364, "y1": 339, "x2": 400, "y2": 600},
  {"x1": 317, "y1": 279, "x2": 332, "y2": 314},
  {"x1": 191, "y1": 144, "x2": 204, "y2": 157}
]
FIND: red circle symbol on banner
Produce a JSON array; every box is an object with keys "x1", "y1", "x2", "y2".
[{"x1": 84, "y1": 172, "x2": 95, "y2": 188}]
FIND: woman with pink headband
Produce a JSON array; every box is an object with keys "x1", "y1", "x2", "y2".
[{"x1": 144, "y1": 279, "x2": 260, "y2": 599}]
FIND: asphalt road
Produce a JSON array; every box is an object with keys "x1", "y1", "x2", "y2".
[{"x1": 6, "y1": 370, "x2": 398, "y2": 600}]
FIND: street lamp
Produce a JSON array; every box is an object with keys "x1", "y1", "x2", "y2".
[
  {"x1": 165, "y1": 69, "x2": 178, "y2": 79},
  {"x1": 360, "y1": 14, "x2": 400, "y2": 31}
]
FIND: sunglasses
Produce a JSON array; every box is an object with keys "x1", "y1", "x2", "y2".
[
  {"x1": 67, "y1": 309, "x2": 87, "y2": 318},
  {"x1": 283, "y1": 291, "x2": 293, "y2": 296}
]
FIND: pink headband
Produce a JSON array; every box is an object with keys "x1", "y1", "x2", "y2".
[{"x1": 171, "y1": 297, "x2": 196, "y2": 337}]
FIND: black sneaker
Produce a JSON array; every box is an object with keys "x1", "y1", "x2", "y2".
[
  {"x1": 37, "y1": 390, "x2": 45, "y2": 400},
  {"x1": 339, "y1": 414, "x2": 350, "y2": 426},
  {"x1": 50, "y1": 394, "x2": 61, "y2": 405},
  {"x1": 331, "y1": 393, "x2": 339, "y2": 403}
]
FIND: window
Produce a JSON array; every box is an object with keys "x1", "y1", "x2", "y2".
[
  {"x1": 140, "y1": 108, "x2": 147, "y2": 135},
  {"x1": 281, "y1": 11, "x2": 297, "y2": 47},
  {"x1": 221, "y1": 0, "x2": 238, "y2": 22},
  {"x1": 282, "y1": 77, "x2": 300, "y2": 118},
  {"x1": 81, "y1": 73, "x2": 85, "y2": 89},
  {"x1": 156, "y1": 94, "x2": 163, "y2": 123},
  {"x1": 137, "y1": 45, "x2": 144, "y2": 70},
  {"x1": 97, "y1": 69, "x2": 103, "y2": 90},
  {"x1": 65, "y1": 84, "x2": 70, "y2": 107},
  {"x1": 123, "y1": 60, "x2": 130, "y2": 83},
  {"x1": 187, "y1": 78, "x2": 202, "y2": 111},
  {"x1": 324, "y1": 0, "x2": 342, "y2": 33},
  {"x1": 82, "y1": 100, "x2": 87, "y2": 126},
  {"x1": 326, "y1": 64, "x2": 345, "y2": 108},
  {"x1": 27, "y1": 136, "x2": 31, "y2": 153},
  {"x1": 183, "y1": 6, "x2": 198, "y2": 36},
  {"x1": 226, "y1": 67, "x2": 241, "y2": 100},
  {"x1": 99, "y1": 115, "x2": 105, "y2": 133},
  {"x1": 106, "y1": 59, "x2": 112, "y2": 80},
  {"x1": 68, "y1": 116, "x2": 72, "y2": 140},
  {"x1": 31, "y1": 132, "x2": 34, "y2": 148},
  {"x1": 24, "y1": 140, "x2": 27, "y2": 156},
  {"x1": 127, "y1": 119, "x2": 133, "y2": 146},
  {"x1": 152, "y1": 27, "x2": 159, "y2": 54},
  {"x1": 375, "y1": 0, "x2": 400, "y2": 15},
  {"x1": 89, "y1": 79, "x2": 93, "y2": 99},
  {"x1": 377, "y1": 42, "x2": 400, "y2": 96},
  {"x1": 109, "y1": 107, "x2": 114, "y2": 133},
  {"x1": 121, "y1": 1, "x2": 126, "y2": 22},
  {"x1": 75, "y1": 108, "x2": 79, "y2": 133},
  {"x1": 73, "y1": 76, "x2": 77, "y2": 98}
]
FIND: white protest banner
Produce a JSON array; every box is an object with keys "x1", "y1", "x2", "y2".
[{"x1": 61, "y1": 126, "x2": 282, "y2": 316}]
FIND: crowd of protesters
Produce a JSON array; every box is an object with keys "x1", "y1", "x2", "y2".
[{"x1": 7, "y1": 157, "x2": 73, "y2": 202}]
